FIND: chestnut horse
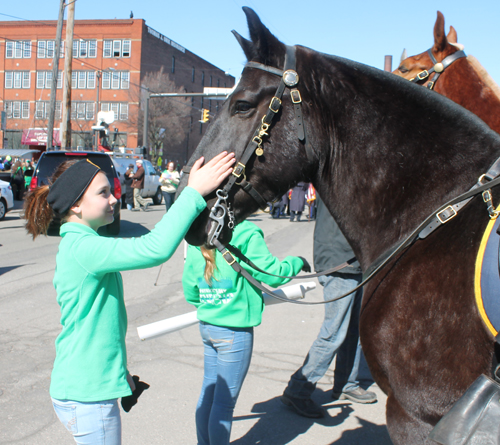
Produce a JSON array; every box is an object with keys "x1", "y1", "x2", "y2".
[
  {"x1": 393, "y1": 11, "x2": 500, "y2": 134},
  {"x1": 178, "y1": 7, "x2": 500, "y2": 444}
]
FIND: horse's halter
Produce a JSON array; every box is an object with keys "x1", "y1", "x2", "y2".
[
  {"x1": 410, "y1": 48, "x2": 466, "y2": 90},
  {"x1": 207, "y1": 45, "x2": 311, "y2": 247}
]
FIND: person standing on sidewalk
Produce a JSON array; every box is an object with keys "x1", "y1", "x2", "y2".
[
  {"x1": 160, "y1": 161, "x2": 180, "y2": 212},
  {"x1": 281, "y1": 197, "x2": 377, "y2": 418},
  {"x1": 131, "y1": 159, "x2": 149, "y2": 211}
]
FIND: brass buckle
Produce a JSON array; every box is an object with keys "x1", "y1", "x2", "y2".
[
  {"x1": 436, "y1": 205, "x2": 457, "y2": 224},
  {"x1": 269, "y1": 97, "x2": 281, "y2": 113},
  {"x1": 417, "y1": 70, "x2": 429, "y2": 80},
  {"x1": 222, "y1": 250, "x2": 236, "y2": 266},
  {"x1": 232, "y1": 162, "x2": 245, "y2": 178},
  {"x1": 427, "y1": 81, "x2": 435, "y2": 90},
  {"x1": 290, "y1": 89, "x2": 302, "y2": 104}
]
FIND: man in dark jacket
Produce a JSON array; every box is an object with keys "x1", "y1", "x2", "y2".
[
  {"x1": 131, "y1": 159, "x2": 149, "y2": 211},
  {"x1": 281, "y1": 197, "x2": 377, "y2": 418}
]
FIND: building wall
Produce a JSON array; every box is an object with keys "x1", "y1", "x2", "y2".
[{"x1": 0, "y1": 18, "x2": 235, "y2": 164}]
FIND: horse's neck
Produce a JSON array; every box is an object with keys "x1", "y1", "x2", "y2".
[
  {"x1": 311, "y1": 59, "x2": 500, "y2": 269},
  {"x1": 436, "y1": 58, "x2": 500, "y2": 134}
]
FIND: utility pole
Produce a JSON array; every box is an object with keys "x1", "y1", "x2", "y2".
[
  {"x1": 143, "y1": 92, "x2": 150, "y2": 149},
  {"x1": 47, "y1": 0, "x2": 65, "y2": 150},
  {"x1": 61, "y1": 0, "x2": 75, "y2": 149}
]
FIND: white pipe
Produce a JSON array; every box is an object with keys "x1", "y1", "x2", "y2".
[{"x1": 137, "y1": 281, "x2": 316, "y2": 341}]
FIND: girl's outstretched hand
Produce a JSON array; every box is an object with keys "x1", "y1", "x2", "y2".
[{"x1": 188, "y1": 152, "x2": 235, "y2": 197}]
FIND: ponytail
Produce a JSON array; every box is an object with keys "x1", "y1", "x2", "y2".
[
  {"x1": 23, "y1": 185, "x2": 53, "y2": 239},
  {"x1": 22, "y1": 159, "x2": 79, "y2": 239},
  {"x1": 201, "y1": 246, "x2": 218, "y2": 285}
]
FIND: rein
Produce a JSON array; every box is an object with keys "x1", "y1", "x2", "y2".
[{"x1": 410, "y1": 48, "x2": 466, "y2": 90}]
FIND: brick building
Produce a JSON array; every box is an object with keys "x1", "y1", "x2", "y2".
[{"x1": 0, "y1": 19, "x2": 235, "y2": 164}]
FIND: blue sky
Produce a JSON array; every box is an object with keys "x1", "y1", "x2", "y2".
[{"x1": 1, "y1": 0, "x2": 499, "y2": 84}]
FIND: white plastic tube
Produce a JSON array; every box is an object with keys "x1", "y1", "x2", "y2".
[{"x1": 137, "y1": 281, "x2": 316, "y2": 341}]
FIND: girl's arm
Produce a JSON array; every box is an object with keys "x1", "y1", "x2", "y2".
[{"x1": 239, "y1": 229, "x2": 304, "y2": 287}]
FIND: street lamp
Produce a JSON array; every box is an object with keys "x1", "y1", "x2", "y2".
[{"x1": 94, "y1": 67, "x2": 115, "y2": 150}]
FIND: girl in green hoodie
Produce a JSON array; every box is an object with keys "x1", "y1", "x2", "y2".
[
  {"x1": 23, "y1": 152, "x2": 234, "y2": 445},
  {"x1": 183, "y1": 221, "x2": 309, "y2": 445}
]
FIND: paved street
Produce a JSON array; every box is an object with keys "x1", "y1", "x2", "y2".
[{"x1": 0, "y1": 199, "x2": 391, "y2": 444}]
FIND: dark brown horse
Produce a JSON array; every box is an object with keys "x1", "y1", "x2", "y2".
[
  {"x1": 393, "y1": 11, "x2": 500, "y2": 134},
  {"x1": 177, "y1": 7, "x2": 500, "y2": 444}
]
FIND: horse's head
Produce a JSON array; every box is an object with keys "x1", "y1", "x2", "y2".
[
  {"x1": 393, "y1": 11, "x2": 465, "y2": 87},
  {"x1": 178, "y1": 7, "x2": 317, "y2": 247}
]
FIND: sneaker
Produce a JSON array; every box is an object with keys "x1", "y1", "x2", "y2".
[
  {"x1": 332, "y1": 387, "x2": 377, "y2": 404},
  {"x1": 131, "y1": 208, "x2": 140, "y2": 212},
  {"x1": 280, "y1": 393, "x2": 325, "y2": 418},
  {"x1": 141, "y1": 203, "x2": 150, "y2": 212}
]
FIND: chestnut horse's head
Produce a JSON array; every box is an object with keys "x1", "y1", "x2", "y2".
[
  {"x1": 178, "y1": 7, "x2": 317, "y2": 247},
  {"x1": 393, "y1": 11, "x2": 465, "y2": 87}
]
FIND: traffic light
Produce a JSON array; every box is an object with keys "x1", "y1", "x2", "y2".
[{"x1": 201, "y1": 108, "x2": 210, "y2": 123}]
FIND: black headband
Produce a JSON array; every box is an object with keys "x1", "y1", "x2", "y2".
[{"x1": 47, "y1": 159, "x2": 101, "y2": 215}]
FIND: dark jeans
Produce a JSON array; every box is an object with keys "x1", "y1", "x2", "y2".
[{"x1": 162, "y1": 191, "x2": 175, "y2": 212}]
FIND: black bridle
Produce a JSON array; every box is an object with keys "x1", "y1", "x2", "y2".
[
  {"x1": 207, "y1": 45, "x2": 311, "y2": 247},
  {"x1": 410, "y1": 48, "x2": 466, "y2": 90}
]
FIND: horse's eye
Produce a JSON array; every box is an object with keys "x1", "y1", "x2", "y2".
[
  {"x1": 398, "y1": 66, "x2": 409, "y2": 74},
  {"x1": 235, "y1": 101, "x2": 252, "y2": 113}
]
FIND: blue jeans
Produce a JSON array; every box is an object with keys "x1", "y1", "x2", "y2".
[
  {"x1": 284, "y1": 273, "x2": 362, "y2": 398},
  {"x1": 51, "y1": 398, "x2": 121, "y2": 444},
  {"x1": 196, "y1": 322, "x2": 254, "y2": 445},
  {"x1": 162, "y1": 191, "x2": 175, "y2": 212}
]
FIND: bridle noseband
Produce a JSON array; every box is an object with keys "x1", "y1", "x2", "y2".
[{"x1": 410, "y1": 48, "x2": 466, "y2": 90}]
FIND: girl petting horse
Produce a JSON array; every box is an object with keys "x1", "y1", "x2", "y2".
[{"x1": 23, "y1": 152, "x2": 234, "y2": 444}]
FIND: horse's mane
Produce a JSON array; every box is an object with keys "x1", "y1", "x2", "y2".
[{"x1": 467, "y1": 55, "x2": 500, "y2": 102}]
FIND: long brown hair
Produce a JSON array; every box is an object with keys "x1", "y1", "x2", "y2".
[
  {"x1": 23, "y1": 160, "x2": 79, "y2": 239},
  {"x1": 200, "y1": 246, "x2": 218, "y2": 285}
]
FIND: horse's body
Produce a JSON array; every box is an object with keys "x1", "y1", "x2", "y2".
[
  {"x1": 178, "y1": 8, "x2": 500, "y2": 444},
  {"x1": 394, "y1": 11, "x2": 500, "y2": 134}
]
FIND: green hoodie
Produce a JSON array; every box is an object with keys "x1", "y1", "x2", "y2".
[
  {"x1": 50, "y1": 186, "x2": 205, "y2": 402},
  {"x1": 182, "y1": 220, "x2": 304, "y2": 328}
]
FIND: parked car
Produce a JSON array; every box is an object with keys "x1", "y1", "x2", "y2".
[
  {"x1": 0, "y1": 179, "x2": 14, "y2": 220},
  {"x1": 29, "y1": 151, "x2": 122, "y2": 235},
  {"x1": 108, "y1": 153, "x2": 163, "y2": 208}
]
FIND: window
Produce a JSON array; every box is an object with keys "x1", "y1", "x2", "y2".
[
  {"x1": 71, "y1": 71, "x2": 96, "y2": 89},
  {"x1": 5, "y1": 71, "x2": 30, "y2": 89},
  {"x1": 5, "y1": 72, "x2": 13, "y2": 89},
  {"x1": 192, "y1": 67, "x2": 195, "y2": 82},
  {"x1": 120, "y1": 71, "x2": 129, "y2": 89},
  {"x1": 5, "y1": 101, "x2": 29, "y2": 119},
  {"x1": 78, "y1": 71, "x2": 86, "y2": 89},
  {"x1": 122, "y1": 40, "x2": 131, "y2": 57},
  {"x1": 71, "y1": 102, "x2": 95, "y2": 120},
  {"x1": 103, "y1": 40, "x2": 112, "y2": 58},
  {"x1": 46, "y1": 40, "x2": 55, "y2": 59},
  {"x1": 101, "y1": 71, "x2": 129, "y2": 90},
  {"x1": 37, "y1": 41, "x2": 46, "y2": 58},
  {"x1": 102, "y1": 72, "x2": 111, "y2": 89},
  {"x1": 103, "y1": 39, "x2": 130, "y2": 58},
  {"x1": 172, "y1": 56, "x2": 175, "y2": 74},
  {"x1": 36, "y1": 71, "x2": 63, "y2": 89},
  {"x1": 101, "y1": 102, "x2": 128, "y2": 120},
  {"x1": 6, "y1": 41, "x2": 14, "y2": 58},
  {"x1": 6, "y1": 40, "x2": 31, "y2": 58},
  {"x1": 73, "y1": 40, "x2": 97, "y2": 59},
  {"x1": 88, "y1": 40, "x2": 97, "y2": 58},
  {"x1": 34, "y1": 101, "x2": 61, "y2": 120},
  {"x1": 201, "y1": 71, "x2": 205, "y2": 86}
]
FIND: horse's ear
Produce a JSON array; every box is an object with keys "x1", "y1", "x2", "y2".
[
  {"x1": 432, "y1": 11, "x2": 448, "y2": 53},
  {"x1": 241, "y1": 6, "x2": 285, "y2": 65},
  {"x1": 232, "y1": 30, "x2": 255, "y2": 62},
  {"x1": 447, "y1": 26, "x2": 458, "y2": 44}
]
